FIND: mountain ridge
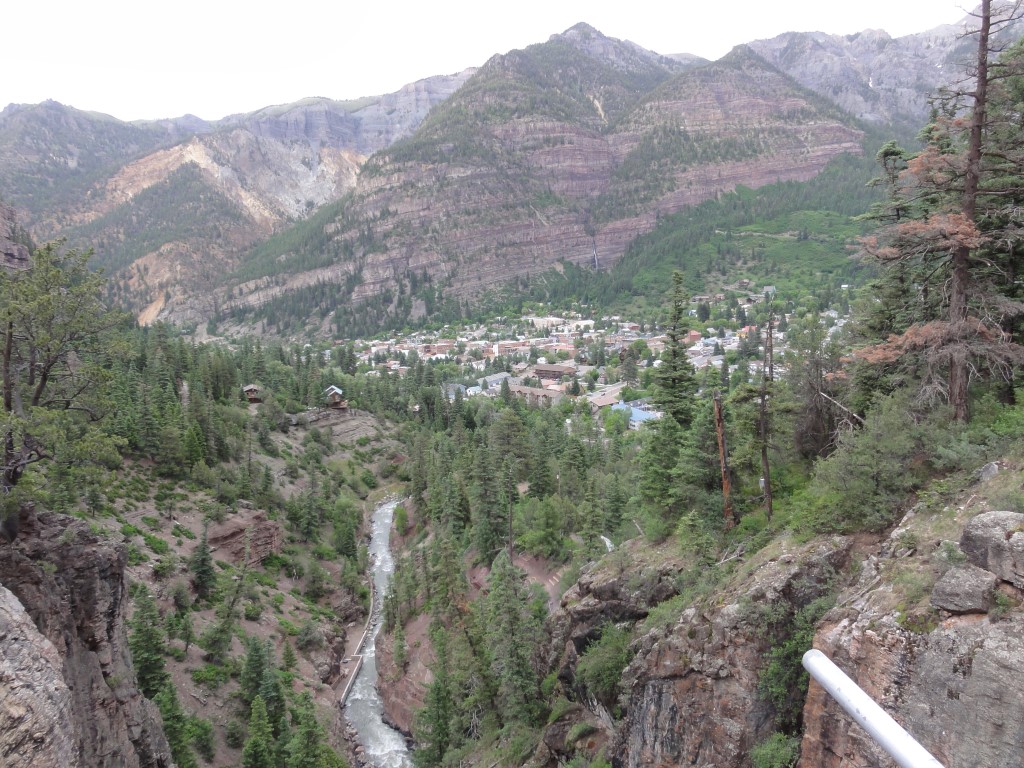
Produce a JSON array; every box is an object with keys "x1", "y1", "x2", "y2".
[{"x1": 0, "y1": 12, "x2": 1009, "y2": 334}]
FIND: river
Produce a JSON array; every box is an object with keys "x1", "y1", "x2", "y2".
[{"x1": 344, "y1": 498, "x2": 414, "y2": 768}]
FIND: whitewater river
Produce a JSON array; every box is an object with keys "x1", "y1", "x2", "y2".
[{"x1": 344, "y1": 498, "x2": 414, "y2": 768}]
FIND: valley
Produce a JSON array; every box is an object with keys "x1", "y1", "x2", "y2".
[{"x1": 3, "y1": 5, "x2": 1024, "y2": 768}]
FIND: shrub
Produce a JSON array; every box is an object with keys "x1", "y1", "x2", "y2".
[
  {"x1": 152, "y1": 556, "x2": 177, "y2": 580},
  {"x1": 191, "y1": 664, "x2": 231, "y2": 689},
  {"x1": 187, "y1": 716, "x2": 215, "y2": 762},
  {"x1": 296, "y1": 618, "x2": 325, "y2": 651},
  {"x1": 750, "y1": 732, "x2": 800, "y2": 768},
  {"x1": 243, "y1": 601, "x2": 263, "y2": 621},
  {"x1": 576, "y1": 623, "x2": 632, "y2": 711},
  {"x1": 224, "y1": 719, "x2": 246, "y2": 749},
  {"x1": 143, "y1": 533, "x2": 170, "y2": 555}
]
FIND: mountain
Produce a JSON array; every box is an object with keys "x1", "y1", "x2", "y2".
[
  {"x1": 0, "y1": 71, "x2": 473, "y2": 325},
  {"x1": 0, "y1": 13, "x2": 1014, "y2": 334},
  {"x1": 748, "y1": 10, "x2": 1024, "y2": 130},
  {"x1": 214, "y1": 27, "x2": 862, "y2": 336}
]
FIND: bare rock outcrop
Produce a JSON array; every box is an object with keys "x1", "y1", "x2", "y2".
[
  {"x1": 959, "y1": 510, "x2": 1024, "y2": 587},
  {"x1": 0, "y1": 507, "x2": 172, "y2": 768},
  {"x1": 545, "y1": 544, "x2": 683, "y2": 688},
  {"x1": 929, "y1": 564, "x2": 998, "y2": 614},
  {"x1": 0, "y1": 585, "x2": 78, "y2": 768},
  {"x1": 615, "y1": 538, "x2": 850, "y2": 768},
  {"x1": 208, "y1": 509, "x2": 283, "y2": 565},
  {"x1": 0, "y1": 202, "x2": 30, "y2": 269},
  {"x1": 800, "y1": 509, "x2": 1024, "y2": 768}
]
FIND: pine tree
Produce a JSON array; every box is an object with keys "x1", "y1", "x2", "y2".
[
  {"x1": 259, "y1": 665, "x2": 288, "y2": 738},
  {"x1": 189, "y1": 522, "x2": 216, "y2": 602},
  {"x1": 414, "y1": 623, "x2": 453, "y2": 767},
  {"x1": 242, "y1": 696, "x2": 276, "y2": 768},
  {"x1": 128, "y1": 588, "x2": 168, "y2": 699},
  {"x1": 156, "y1": 681, "x2": 199, "y2": 768},
  {"x1": 857, "y1": 1, "x2": 1024, "y2": 421},
  {"x1": 286, "y1": 692, "x2": 345, "y2": 768},
  {"x1": 281, "y1": 641, "x2": 297, "y2": 672},
  {"x1": 484, "y1": 551, "x2": 542, "y2": 725},
  {"x1": 240, "y1": 636, "x2": 269, "y2": 706},
  {"x1": 654, "y1": 271, "x2": 699, "y2": 428}
]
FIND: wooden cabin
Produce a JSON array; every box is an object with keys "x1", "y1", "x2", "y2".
[
  {"x1": 242, "y1": 384, "x2": 262, "y2": 404},
  {"x1": 323, "y1": 385, "x2": 349, "y2": 412}
]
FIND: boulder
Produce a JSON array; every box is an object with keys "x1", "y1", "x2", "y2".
[
  {"x1": 960, "y1": 510, "x2": 1024, "y2": 587},
  {"x1": 930, "y1": 564, "x2": 998, "y2": 613}
]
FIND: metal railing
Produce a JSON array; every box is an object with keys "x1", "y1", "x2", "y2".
[{"x1": 802, "y1": 649, "x2": 945, "y2": 768}]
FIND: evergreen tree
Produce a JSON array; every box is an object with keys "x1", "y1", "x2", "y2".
[
  {"x1": 128, "y1": 588, "x2": 168, "y2": 699},
  {"x1": 259, "y1": 664, "x2": 288, "y2": 738},
  {"x1": 240, "y1": 636, "x2": 269, "y2": 705},
  {"x1": 484, "y1": 551, "x2": 542, "y2": 725},
  {"x1": 281, "y1": 640, "x2": 297, "y2": 672},
  {"x1": 0, "y1": 242, "x2": 125, "y2": 523},
  {"x1": 414, "y1": 623, "x2": 453, "y2": 768},
  {"x1": 190, "y1": 522, "x2": 216, "y2": 601},
  {"x1": 286, "y1": 692, "x2": 345, "y2": 768},
  {"x1": 654, "y1": 271, "x2": 699, "y2": 428},
  {"x1": 156, "y1": 681, "x2": 199, "y2": 768},
  {"x1": 242, "y1": 696, "x2": 276, "y2": 768}
]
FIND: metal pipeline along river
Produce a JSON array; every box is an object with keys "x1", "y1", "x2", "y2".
[{"x1": 342, "y1": 498, "x2": 413, "y2": 768}]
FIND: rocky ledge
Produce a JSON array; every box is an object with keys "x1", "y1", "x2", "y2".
[{"x1": 0, "y1": 506, "x2": 172, "y2": 768}]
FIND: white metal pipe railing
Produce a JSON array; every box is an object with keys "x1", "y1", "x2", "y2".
[{"x1": 802, "y1": 649, "x2": 945, "y2": 768}]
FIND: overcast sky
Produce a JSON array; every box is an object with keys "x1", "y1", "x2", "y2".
[{"x1": 5, "y1": 0, "x2": 973, "y2": 122}]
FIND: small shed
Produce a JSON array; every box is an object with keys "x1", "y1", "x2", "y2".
[
  {"x1": 323, "y1": 385, "x2": 349, "y2": 411},
  {"x1": 242, "y1": 384, "x2": 262, "y2": 403}
]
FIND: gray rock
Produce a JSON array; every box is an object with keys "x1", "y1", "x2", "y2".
[
  {"x1": 0, "y1": 586, "x2": 79, "y2": 768},
  {"x1": 960, "y1": 510, "x2": 1024, "y2": 587},
  {"x1": 930, "y1": 564, "x2": 998, "y2": 613},
  {"x1": 979, "y1": 461, "x2": 1001, "y2": 482}
]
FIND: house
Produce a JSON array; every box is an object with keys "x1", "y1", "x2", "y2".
[
  {"x1": 611, "y1": 400, "x2": 663, "y2": 430},
  {"x1": 323, "y1": 385, "x2": 349, "y2": 412},
  {"x1": 508, "y1": 384, "x2": 564, "y2": 407},
  {"x1": 478, "y1": 371, "x2": 512, "y2": 392},
  {"x1": 443, "y1": 383, "x2": 467, "y2": 401},
  {"x1": 586, "y1": 390, "x2": 622, "y2": 415},
  {"x1": 242, "y1": 384, "x2": 262, "y2": 404},
  {"x1": 533, "y1": 363, "x2": 576, "y2": 382}
]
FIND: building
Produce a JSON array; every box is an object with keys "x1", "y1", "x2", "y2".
[
  {"x1": 479, "y1": 371, "x2": 513, "y2": 392},
  {"x1": 508, "y1": 384, "x2": 565, "y2": 407},
  {"x1": 533, "y1": 363, "x2": 576, "y2": 382},
  {"x1": 611, "y1": 400, "x2": 663, "y2": 430},
  {"x1": 242, "y1": 384, "x2": 262, "y2": 404},
  {"x1": 323, "y1": 385, "x2": 349, "y2": 411}
]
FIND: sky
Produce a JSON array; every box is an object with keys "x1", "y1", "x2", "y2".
[{"x1": 5, "y1": 0, "x2": 973, "y2": 123}]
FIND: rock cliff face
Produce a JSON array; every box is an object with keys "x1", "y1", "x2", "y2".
[
  {"x1": 0, "y1": 202, "x2": 31, "y2": 268},
  {"x1": 0, "y1": 506, "x2": 172, "y2": 768},
  {"x1": 224, "y1": 71, "x2": 475, "y2": 157},
  {"x1": 535, "y1": 538, "x2": 848, "y2": 768},
  {"x1": 208, "y1": 508, "x2": 284, "y2": 565},
  {"x1": 0, "y1": 584, "x2": 78, "y2": 768},
  {"x1": 614, "y1": 539, "x2": 849, "y2": 768},
  {"x1": 800, "y1": 510, "x2": 1024, "y2": 768},
  {"x1": 749, "y1": 10, "x2": 1024, "y2": 129}
]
